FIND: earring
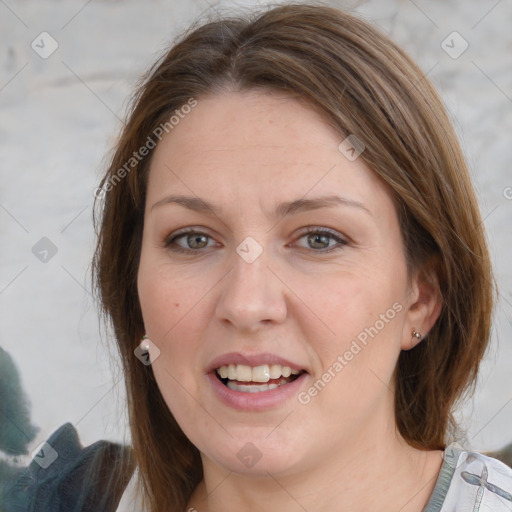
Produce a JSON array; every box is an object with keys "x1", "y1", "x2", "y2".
[
  {"x1": 135, "y1": 333, "x2": 159, "y2": 366},
  {"x1": 411, "y1": 329, "x2": 422, "y2": 341}
]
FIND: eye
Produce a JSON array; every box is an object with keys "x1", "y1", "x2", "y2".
[
  {"x1": 164, "y1": 229, "x2": 218, "y2": 253},
  {"x1": 293, "y1": 227, "x2": 348, "y2": 253},
  {"x1": 164, "y1": 227, "x2": 348, "y2": 255}
]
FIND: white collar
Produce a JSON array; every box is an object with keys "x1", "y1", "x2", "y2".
[{"x1": 115, "y1": 468, "x2": 145, "y2": 512}]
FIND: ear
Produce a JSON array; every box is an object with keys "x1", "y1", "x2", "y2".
[{"x1": 402, "y1": 255, "x2": 443, "y2": 351}]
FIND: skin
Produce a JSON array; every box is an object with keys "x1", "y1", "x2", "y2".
[{"x1": 137, "y1": 89, "x2": 444, "y2": 512}]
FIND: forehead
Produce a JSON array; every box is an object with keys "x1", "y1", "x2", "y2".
[{"x1": 146, "y1": 89, "x2": 391, "y2": 219}]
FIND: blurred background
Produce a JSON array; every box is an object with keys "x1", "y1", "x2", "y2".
[{"x1": 0, "y1": 0, "x2": 511, "y2": 476}]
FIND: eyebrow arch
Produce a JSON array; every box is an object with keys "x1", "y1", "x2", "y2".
[{"x1": 151, "y1": 194, "x2": 372, "y2": 218}]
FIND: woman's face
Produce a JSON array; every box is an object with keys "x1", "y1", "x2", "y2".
[{"x1": 137, "y1": 89, "x2": 425, "y2": 476}]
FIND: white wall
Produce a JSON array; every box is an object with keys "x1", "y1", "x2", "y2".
[{"x1": 1, "y1": 0, "x2": 511, "y2": 461}]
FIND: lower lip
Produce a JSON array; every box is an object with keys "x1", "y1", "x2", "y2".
[{"x1": 207, "y1": 372, "x2": 308, "y2": 411}]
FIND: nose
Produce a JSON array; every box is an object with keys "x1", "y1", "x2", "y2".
[{"x1": 215, "y1": 246, "x2": 288, "y2": 333}]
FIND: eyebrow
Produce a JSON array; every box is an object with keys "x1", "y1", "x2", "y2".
[{"x1": 151, "y1": 194, "x2": 372, "y2": 218}]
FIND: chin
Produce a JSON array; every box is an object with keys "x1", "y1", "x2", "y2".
[{"x1": 200, "y1": 435, "x2": 306, "y2": 477}]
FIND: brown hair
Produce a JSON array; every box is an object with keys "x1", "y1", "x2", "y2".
[{"x1": 92, "y1": 3, "x2": 495, "y2": 510}]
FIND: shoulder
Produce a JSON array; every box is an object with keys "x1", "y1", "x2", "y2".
[
  {"x1": 425, "y1": 446, "x2": 512, "y2": 512},
  {"x1": 2, "y1": 422, "x2": 134, "y2": 512}
]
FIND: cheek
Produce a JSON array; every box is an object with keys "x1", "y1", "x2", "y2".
[
  {"x1": 299, "y1": 264, "x2": 406, "y2": 390},
  {"x1": 138, "y1": 253, "x2": 204, "y2": 337},
  {"x1": 137, "y1": 260, "x2": 202, "y2": 403},
  {"x1": 138, "y1": 264, "x2": 210, "y2": 426},
  {"x1": 299, "y1": 264, "x2": 403, "y2": 338},
  {"x1": 151, "y1": 357, "x2": 210, "y2": 447}
]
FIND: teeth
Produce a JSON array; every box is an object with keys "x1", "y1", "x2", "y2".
[
  {"x1": 236, "y1": 363, "x2": 253, "y2": 382},
  {"x1": 269, "y1": 364, "x2": 282, "y2": 379},
  {"x1": 227, "y1": 381, "x2": 281, "y2": 393},
  {"x1": 251, "y1": 364, "x2": 270, "y2": 382},
  {"x1": 216, "y1": 363, "x2": 301, "y2": 383}
]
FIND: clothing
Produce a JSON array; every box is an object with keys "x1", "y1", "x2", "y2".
[
  {"x1": 2, "y1": 423, "x2": 131, "y2": 512},
  {"x1": 114, "y1": 470, "x2": 144, "y2": 512},
  {"x1": 423, "y1": 446, "x2": 512, "y2": 511},
  {"x1": 3, "y1": 423, "x2": 512, "y2": 511}
]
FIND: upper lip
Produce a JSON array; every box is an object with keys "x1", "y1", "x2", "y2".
[{"x1": 206, "y1": 352, "x2": 308, "y2": 374}]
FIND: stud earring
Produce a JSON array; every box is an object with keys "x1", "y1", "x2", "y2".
[
  {"x1": 411, "y1": 329, "x2": 422, "y2": 341},
  {"x1": 140, "y1": 334, "x2": 150, "y2": 351}
]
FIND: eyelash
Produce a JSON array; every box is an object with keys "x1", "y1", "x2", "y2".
[{"x1": 164, "y1": 227, "x2": 348, "y2": 255}]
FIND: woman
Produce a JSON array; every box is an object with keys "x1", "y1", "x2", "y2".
[{"x1": 5, "y1": 3, "x2": 511, "y2": 511}]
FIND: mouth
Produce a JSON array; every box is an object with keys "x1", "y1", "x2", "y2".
[{"x1": 214, "y1": 363, "x2": 307, "y2": 393}]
